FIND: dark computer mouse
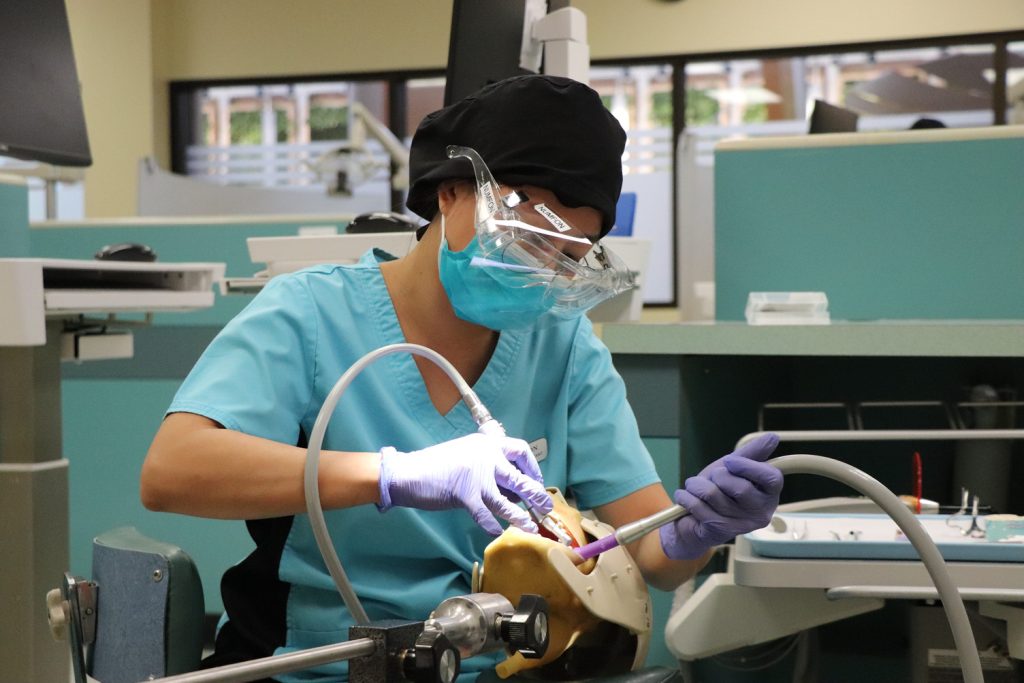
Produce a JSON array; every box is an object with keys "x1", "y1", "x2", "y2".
[
  {"x1": 345, "y1": 212, "x2": 419, "y2": 234},
  {"x1": 94, "y1": 242, "x2": 158, "y2": 262}
]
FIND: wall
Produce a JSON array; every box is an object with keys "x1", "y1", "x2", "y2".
[
  {"x1": 148, "y1": 0, "x2": 454, "y2": 169},
  {"x1": 66, "y1": 0, "x2": 154, "y2": 218},
  {"x1": 0, "y1": 177, "x2": 30, "y2": 256},
  {"x1": 150, "y1": 0, "x2": 452, "y2": 81},
  {"x1": 149, "y1": 0, "x2": 1024, "y2": 83},
  {"x1": 578, "y1": 0, "x2": 1024, "y2": 59}
]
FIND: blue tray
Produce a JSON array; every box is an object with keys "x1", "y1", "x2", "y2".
[{"x1": 745, "y1": 513, "x2": 1024, "y2": 563}]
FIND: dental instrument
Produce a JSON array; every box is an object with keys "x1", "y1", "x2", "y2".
[
  {"x1": 529, "y1": 504, "x2": 578, "y2": 546},
  {"x1": 475, "y1": 416, "x2": 572, "y2": 544},
  {"x1": 303, "y1": 343, "x2": 553, "y2": 624},
  {"x1": 573, "y1": 504, "x2": 691, "y2": 562}
]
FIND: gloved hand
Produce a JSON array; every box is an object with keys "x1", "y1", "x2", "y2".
[
  {"x1": 660, "y1": 433, "x2": 783, "y2": 560},
  {"x1": 378, "y1": 432, "x2": 553, "y2": 536}
]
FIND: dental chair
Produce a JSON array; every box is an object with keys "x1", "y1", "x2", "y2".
[{"x1": 48, "y1": 527, "x2": 205, "y2": 682}]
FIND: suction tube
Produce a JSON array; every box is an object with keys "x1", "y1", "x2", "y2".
[
  {"x1": 303, "y1": 343, "x2": 494, "y2": 625},
  {"x1": 770, "y1": 454, "x2": 983, "y2": 683}
]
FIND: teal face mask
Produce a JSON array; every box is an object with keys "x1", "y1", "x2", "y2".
[{"x1": 437, "y1": 215, "x2": 555, "y2": 330}]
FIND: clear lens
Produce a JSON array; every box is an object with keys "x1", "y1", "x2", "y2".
[{"x1": 446, "y1": 144, "x2": 637, "y2": 315}]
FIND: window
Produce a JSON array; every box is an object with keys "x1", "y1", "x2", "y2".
[
  {"x1": 188, "y1": 82, "x2": 380, "y2": 188},
  {"x1": 1009, "y1": 41, "x2": 1024, "y2": 124},
  {"x1": 685, "y1": 44, "x2": 997, "y2": 136},
  {"x1": 591, "y1": 65, "x2": 675, "y2": 305}
]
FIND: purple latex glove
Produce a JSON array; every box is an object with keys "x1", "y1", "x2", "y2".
[
  {"x1": 660, "y1": 433, "x2": 783, "y2": 560},
  {"x1": 377, "y1": 432, "x2": 553, "y2": 536}
]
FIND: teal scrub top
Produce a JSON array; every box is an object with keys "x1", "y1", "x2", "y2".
[{"x1": 168, "y1": 249, "x2": 660, "y2": 681}]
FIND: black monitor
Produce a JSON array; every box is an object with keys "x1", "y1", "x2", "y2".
[
  {"x1": 808, "y1": 99, "x2": 859, "y2": 135},
  {"x1": 0, "y1": 0, "x2": 92, "y2": 166},
  {"x1": 444, "y1": 0, "x2": 571, "y2": 106}
]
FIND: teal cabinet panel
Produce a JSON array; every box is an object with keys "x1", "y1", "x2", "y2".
[
  {"x1": 642, "y1": 436, "x2": 682, "y2": 669},
  {"x1": 715, "y1": 134, "x2": 1024, "y2": 321},
  {"x1": 0, "y1": 181, "x2": 29, "y2": 256},
  {"x1": 64, "y1": 378, "x2": 253, "y2": 613}
]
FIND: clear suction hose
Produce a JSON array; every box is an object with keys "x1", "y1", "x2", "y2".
[
  {"x1": 770, "y1": 454, "x2": 983, "y2": 683},
  {"x1": 303, "y1": 343, "x2": 493, "y2": 625}
]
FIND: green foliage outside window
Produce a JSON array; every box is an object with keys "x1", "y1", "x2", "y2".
[
  {"x1": 685, "y1": 88, "x2": 719, "y2": 126},
  {"x1": 309, "y1": 106, "x2": 348, "y2": 141},
  {"x1": 651, "y1": 91, "x2": 672, "y2": 128},
  {"x1": 276, "y1": 110, "x2": 289, "y2": 143},
  {"x1": 230, "y1": 112, "x2": 260, "y2": 145},
  {"x1": 230, "y1": 110, "x2": 290, "y2": 145},
  {"x1": 743, "y1": 102, "x2": 768, "y2": 123}
]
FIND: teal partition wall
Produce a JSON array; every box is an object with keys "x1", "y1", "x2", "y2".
[
  {"x1": 641, "y1": 437, "x2": 682, "y2": 669},
  {"x1": 62, "y1": 379, "x2": 253, "y2": 613},
  {"x1": 0, "y1": 179, "x2": 29, "y2": 256},
  {"x1": 714, "y1": 127, "x2": 1024, "y2": 321}
]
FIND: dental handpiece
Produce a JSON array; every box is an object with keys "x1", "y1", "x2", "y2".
[
  {"x1": 475, "y1": 417, "x2": 574, "y2": 545},
  {"x1": 573, "y1": 504, "x2": 690, "y2": 562}
]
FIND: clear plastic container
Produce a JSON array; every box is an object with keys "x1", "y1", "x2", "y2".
[{"x1": 745, "y1": 291, "x2": 830, "y2": 325}]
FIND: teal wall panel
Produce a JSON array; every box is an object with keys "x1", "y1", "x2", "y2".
[
  {"x1": 715, "y1": 135, "x2": 1024, "y2": 321},
  {"x1": 64, "y1": 378, "x2": 254, "y2": 613},
  {"x1": 642, "y1": 436, "x2": 681, "y2": 669},
  {"x1": 0, "y1": 181, "x2": 29, "y2": 256}
]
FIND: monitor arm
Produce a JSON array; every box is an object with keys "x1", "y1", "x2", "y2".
[{"x1": 521, "y1": 4, "x2": 590, "y2": 84}]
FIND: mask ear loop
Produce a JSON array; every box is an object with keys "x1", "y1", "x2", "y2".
[{"x1": 436, "y1": 212, "x2": 449, "y2": 271}]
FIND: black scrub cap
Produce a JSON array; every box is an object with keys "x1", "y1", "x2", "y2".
[{"x1": 407, "y1": 74, "x2": 626, "y2": 238}]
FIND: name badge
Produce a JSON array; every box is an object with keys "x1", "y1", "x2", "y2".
[
  {"x1": 535, "y1": 204, "x2": 572, "y2": 233},
  {"x1": 528, "y1": 437, "x2": 548, "y2": 462}
]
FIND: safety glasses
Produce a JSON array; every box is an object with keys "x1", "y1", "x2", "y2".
[{"x1": 446, "y1": 145, "x2": 636, "y2": 317}]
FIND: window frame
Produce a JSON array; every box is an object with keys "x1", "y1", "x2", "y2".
[{"x1": 168, "y1": 30, "x2": 1024, "y2": 309}]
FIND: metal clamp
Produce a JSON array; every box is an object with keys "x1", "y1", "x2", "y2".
[{"x1": 46, "y1": 573, "x2": 98, "y2": 683}]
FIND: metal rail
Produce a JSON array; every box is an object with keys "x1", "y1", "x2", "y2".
[
  {"x1": 150, "y1": 637, "x2": 377, "y2": 683},
  {"x1": 738, "y1": 429, "x2": 1024, "y2": 448}
]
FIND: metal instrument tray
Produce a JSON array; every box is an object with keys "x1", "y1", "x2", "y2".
[{"x1": 746, "y1": 513, "x2": 1024, "y2": 563}]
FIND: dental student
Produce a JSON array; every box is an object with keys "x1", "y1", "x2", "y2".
[{"x1": 141, "y1": 74, "x2": 783, "y2": 681}]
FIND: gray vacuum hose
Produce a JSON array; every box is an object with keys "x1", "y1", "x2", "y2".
[{"x1": 770, "y1": 454, "x2": 983, "y2": 683}]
